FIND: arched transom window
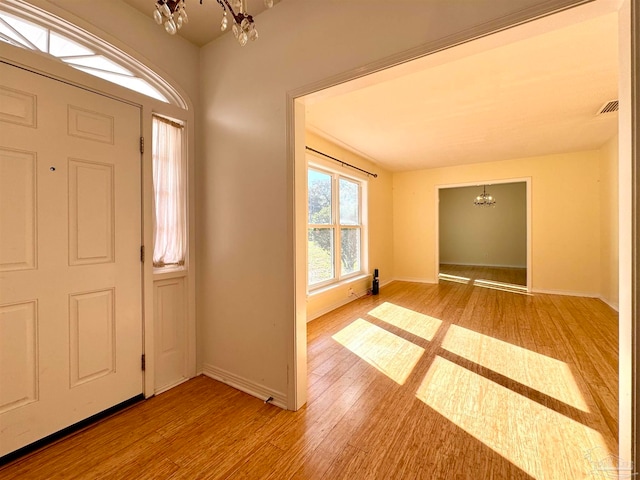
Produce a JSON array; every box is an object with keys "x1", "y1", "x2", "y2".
[{"x1": 0, "y1": 1, "x2": 186, "y2": 109}]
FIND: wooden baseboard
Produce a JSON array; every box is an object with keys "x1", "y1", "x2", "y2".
[
  {"x1": 392, "y1": 277, "x2": 437, "y2": 284},
  {"x1": 154, "y1": 377, "x2": 190, "y2": 396},
  {"x1": 202, "y1": 364, "x2": 287, "y2": 409},
  {"x1": 440, "y1": 262, "x2": 526, "y2": 269},
  {"x1": 530, "y1": 288, "x2": 600, "y2": 298},
  {"x1": 598, "y1": 296, "x2": 620, "y2": 312},
  {"x1": 530, "y1": 288, "x2": 619, "y2": 311},
  {"x1": 307, "y1": 279, "x2": 396, "y2": 322},
  {"x1": 307, "y1": 286, "x2": 369, "y2": 322}
]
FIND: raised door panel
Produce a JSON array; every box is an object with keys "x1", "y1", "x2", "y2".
[
  {"x1": 0, "y1": 85, "x2": 36, "y2": 128},
  {"x1": 0, "y1": 148, "x2": 37, "y2": 272},
  {"x1": 0, "y1": 301, "x2": 38, "y2": 414},
  {"x1": 69, "y1": 289, "x2": 115, "y2": 388},
  {"x1": 154, "y1": 278, "x2": 186, "y2": 392},
  {"x1": 67, "y1": 105, "x2": 114, "y2": 144},
  {"x1": 68, "y1": 159, "x2": 114, "y2": 266}
]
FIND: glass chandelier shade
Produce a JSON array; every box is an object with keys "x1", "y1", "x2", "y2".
[
  {"x1": 154, "y1": 0, "x2": 188, "y2": 35},
  {"x1": 153, "y1": 0, "x2": 272, "y2": 46},
  {"x1": 474, "y1": 185, "x2": 496, "y2": 207}
]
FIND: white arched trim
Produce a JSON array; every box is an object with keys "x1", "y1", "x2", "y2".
[{"x1": 0, "y1": 0, "x2": 187, "y2": 109}]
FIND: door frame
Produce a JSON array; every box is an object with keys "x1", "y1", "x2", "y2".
[
  {"x1": 630, "y1": 0, "x2": 639, "y2": 471},
  {"x1": 289, "y1": 0, "x2": 637, "y2": 465},
  {"x1": 434, "y1": 178, "x2": 532, "y2": 291}
]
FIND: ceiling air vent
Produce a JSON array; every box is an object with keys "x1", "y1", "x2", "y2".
[{"x1": 597, "y1": 100, "x2": 619, "y2": 115}]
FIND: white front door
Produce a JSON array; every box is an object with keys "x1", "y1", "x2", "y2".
[{"x1": 0, "y1": 62, "x2": 143, "y2": 457}]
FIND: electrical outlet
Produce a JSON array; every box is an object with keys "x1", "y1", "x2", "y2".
[{"x1": 347, "y1": 287, "x2": 354, "y2": 298}]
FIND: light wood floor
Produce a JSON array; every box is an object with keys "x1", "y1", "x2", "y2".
[
  {"x1": 1, "y1": 281, "x2": 618, "y2": 479},
  {"x1": 440, "y1": 264, "x2": 527, "y2": 287}
]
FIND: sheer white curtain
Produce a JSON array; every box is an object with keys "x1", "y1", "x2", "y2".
[{"x1": 152, "y1": 115, "x2": 186, "y2": 268}]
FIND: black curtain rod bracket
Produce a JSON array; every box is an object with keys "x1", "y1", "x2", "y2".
[{"x1": 305, "y1": 146, "x2": 378, "y2": 178}]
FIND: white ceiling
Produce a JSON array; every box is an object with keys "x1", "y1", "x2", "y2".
[
  {"x1": 304, "y1": 11, "x2": 619, "y2": 172},
  {"x1": 118, "y1": 2, "x2": 618, "y2": 173},
  {"x1": 122, "y1": 0, "x2": 277, "y2": 46}
]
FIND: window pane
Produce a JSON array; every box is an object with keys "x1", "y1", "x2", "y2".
[
  {"x1": 65, "y1": 55, "x2": 133, "y2": 76},
  {"x1": 49, "y1": 31, "x2": 94, "y2": 57},
  {"x1": 308, "y1": 228, "x2": 334, "y2": 285},
  {"x1": 341, "y1": 228, "x2": 361, "y2": 276},
  {"x1": 0, "y1": 13, "x2": 47, "y2": 52},
  {"x1": 339, "y1": 178, "x2": 359, "y2": 225},
  {"x1": 0, "y1": 17, "x2": 34, "y2": 49},
  {"x1": 308, "y1": 169, "x2": 332, "y2": 224},
  {"x1": 68, "y1": 65, "x2": 169, "y2": 103}
]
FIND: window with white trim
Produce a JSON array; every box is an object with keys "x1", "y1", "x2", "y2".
[
  {"x1": 0, "y1": 4, "x2": 185, "y2": 107},
  {"x1": 308, "y1": 166, "x2": 365, "y2": 289},
  {"x1": 152, "y1": 115, "x2": 186, "y2": 269}
]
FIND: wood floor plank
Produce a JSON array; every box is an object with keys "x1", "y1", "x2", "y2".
[
  {"x1": 440, "y1": 264, "x2": 527, "y2": 286},
  {"x1": 0, "y1": 281, "x2": 619, "y2": 479}
]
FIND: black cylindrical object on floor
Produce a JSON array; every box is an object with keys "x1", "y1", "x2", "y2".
[{"x1": 372, "y1": 268, "x2": 379, "y2": 295}]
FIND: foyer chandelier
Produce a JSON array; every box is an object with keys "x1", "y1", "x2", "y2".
[
  {"x1": 153, "y1": 0, "x2": 273, "y2": 46},
  {"x1": 473, "y1": 185, "x2": 496, "y2": 207}
]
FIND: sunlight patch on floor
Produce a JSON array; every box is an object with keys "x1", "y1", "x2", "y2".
[
  {"x1": 441, "y1": 324, "x2": 589, "y2": 412},
  {"x1": 332, "y1": 318, "x2": 425, "y2": 385},
  {"x1": 416, "y1": 356, "x2": 609, "y2": 480},
  {"x1": 367, "y1": 302, "x2": 442, "y2": 341}
]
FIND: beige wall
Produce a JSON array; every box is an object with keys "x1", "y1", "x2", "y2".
[
  {"x1": 439, "y1": 183, "x2": 527, "y2": 268},
  {"x1": 394, "y1": 150, "x2": 602, "y2": 296},
  {"x1": 197, "y1": 0, "x2": 579, "y2": 402},
  {"x1": 600, "y1": 136, "x2": 619, "y2": 309},
  {"x1": 305, "y1": 131, "x2": 393, "y2": 320}
]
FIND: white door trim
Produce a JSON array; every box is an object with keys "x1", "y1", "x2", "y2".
[
  {"x1": 434, "y1": 177, "x2": 532, "y2": 291},
  {"x1": 288, "y1": 0, "x2": 636, "y2": 464}
]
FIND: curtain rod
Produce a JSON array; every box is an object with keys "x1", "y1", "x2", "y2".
[
  {"x1": 152, "y1": 113, "x2": 184, "y2": 129},
  {"x1": 305, "y1": 146, "x2": 378, "y2": 178}
]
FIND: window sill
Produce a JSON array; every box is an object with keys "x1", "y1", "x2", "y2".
[{"x1": 308, "y1": 273, "x2": 371, "y2": 297}]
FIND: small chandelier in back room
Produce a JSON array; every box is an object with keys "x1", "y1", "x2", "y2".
[
  {"x1": 153, "y1": 0, "x2": 273, "y2": 46},
  {"x1": 474, "y1": 185, "x2": 496, "y2": 207}
]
